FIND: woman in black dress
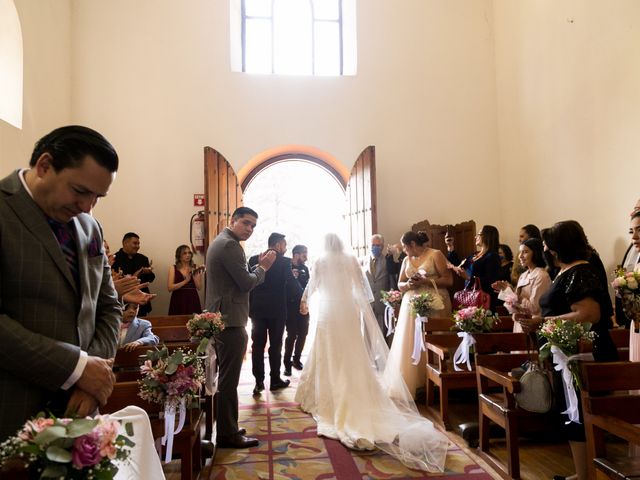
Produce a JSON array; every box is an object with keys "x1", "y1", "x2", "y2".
[
  {"x1": 516, "y1": 220, "x2": 617, "y2": 480},
  {"x1": 450, "y1": 225, "x2": 502, "y2": 310}
]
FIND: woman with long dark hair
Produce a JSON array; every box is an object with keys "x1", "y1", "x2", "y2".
[
  {"x1": 450, "y1": 225, "x2": 502, "y2": 310},
  {"x1": 167, "y1": 244, "x2": 203, "y2": 315}
]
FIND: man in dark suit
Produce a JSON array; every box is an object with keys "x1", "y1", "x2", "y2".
[
  {"x1": 249, "y1": 233, "x2": 302, "y2": 395},
  {"x1": 0, "y1": 125, "x2": 120, "y2": 439},
  {"x1": 205, "y1": 207, "x2": 275, "y2": 449},
  {"x1": 112, "y1": 232, "x2": 155, "y2": 315},
  {"x1": 283, "y1": 244, "x2": 310, "y2": 376}
]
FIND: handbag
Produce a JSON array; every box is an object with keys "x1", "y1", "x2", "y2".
[
  {"x1": 453, "y1": 277, "x2": 490, "y2": 310},
  {"x1": 514, "y1": 336, "x2": 553, "y2": 413}
]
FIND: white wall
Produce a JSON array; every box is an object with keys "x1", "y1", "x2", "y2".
[
  {"x1": 493, "y1": 0, "x2": 640, "y2": 276},
  {"x1": 67, "y1": 0, "x2": 500, "y2": 313},
  {"x1": 0, "y1": 0, "x2": 71, "y2": 171}
]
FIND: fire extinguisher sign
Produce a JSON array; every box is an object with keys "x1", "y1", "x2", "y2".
[{"x1": 193, "y1": 194, "x2": 205, "y2": 207}]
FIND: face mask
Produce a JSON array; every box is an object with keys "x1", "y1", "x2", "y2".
[
  {"x1": 499, "y1": 255, "x2": 505, "y2": 262},
  {"x1": 371, "y1": 245, "x2": 383, "y2": 257}
]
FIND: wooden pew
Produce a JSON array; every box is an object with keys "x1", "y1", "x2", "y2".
[
  {"x1": 113, "y1": 341, "x2": 216, "y2": 447},
  {"x1": 580, "y1": 361, "x2": 640, "y2": 480},
  {"x1": 102, "y1": 381, "x2": 204, "y2": 480},
  {"x1": 424, "y1": 316, "x2": 515, "y2": 430},
  {"x1": 475, "y1": 333, "x2": 562, "y2": 480},
  {"x1": 142, "y1": 314, "x2": 192, "y2": 328}
]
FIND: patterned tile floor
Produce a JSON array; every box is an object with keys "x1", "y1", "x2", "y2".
[{"x1": 209, "y1": 358, "x2": 496, "y2": 480}]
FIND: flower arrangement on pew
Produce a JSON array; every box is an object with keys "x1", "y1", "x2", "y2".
[
  {"x1": 451, "y1": 306, "x2": 499, "y2": 371},
  {"x1": 186, "y1": 310, "x2": 224, "y2": 396},
  {"x1": 380, "y1": 289, "x2": 403, "y2": 338},
  {"x1": 538, "y1": 318, "x2": 596, "y2": 423},
  {"x1": 408, "y1": 291, "x2": 445, "y2": 365},
  {"x1": 0, "y1": 414, "x2": 134, "y2": 479},
  {"x1": 139, "y1": 346, "x2": 204, "y2": 463},
  {"x1": 612, "y1": 266, "x2": 640, "y2": 330}
]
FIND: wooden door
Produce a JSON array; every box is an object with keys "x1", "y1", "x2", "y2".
[
  {"x1": 204, "y1": 147, "x2": 242, "y2": 248},
  {"x1": 345, "y1": 146, "x2": 377, "y2": 260}
]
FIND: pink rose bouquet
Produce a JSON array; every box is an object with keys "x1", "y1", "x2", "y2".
[
  {"x1": 0, "y1": 414, "x2": 133, "y2": 479},
  {"x1": 380, "y1": 290, "x2": 403, "y2": 310},
  {"x1": 452, "y1": 306, "x2": 499, "y2": 333},
  {"x1": 186, "y1": 311, "x2": 225, "y2": 354}
]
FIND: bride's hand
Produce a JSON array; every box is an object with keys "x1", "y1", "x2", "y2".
[{"x1": 300, "y1": 301, "x2": 309, "y2": 315}]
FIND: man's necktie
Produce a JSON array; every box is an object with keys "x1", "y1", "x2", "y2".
[
  {"x1": 371, "y1": 257, "x2": 377, "y2": 277},
  {"x1": 48, "y1": 219, "x2": 79, "y2": 286}
]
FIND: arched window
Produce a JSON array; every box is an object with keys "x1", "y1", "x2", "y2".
[
  {"x1": 0, "y1": 0, "x2": 23, "y2": 128},
  {"x1": 230, "y1": 0, "x2": 356, "y2": 76}
]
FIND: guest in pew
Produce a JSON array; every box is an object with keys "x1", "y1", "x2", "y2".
[
  {"x1": 492, "y1": 238, "x2": 551, "y2": 332},
  {"x1": 615, "y1": 199, "x2": 640, "y2": 328},
  {"x1": 167, "y1": 244, "x2": 203, "y2": 315},
  {"x1": 385, "y1": 230, "x2": 452, "y2": 399},
  {"x1": 497, "y1": 244, "x2": 514, "y2": 285},
  {"x1": 515, "y1": 220, "x2": 618, "y2": 480},
  {"x1": 450, "y1": 225, "x2": 502, "y2": 310},
  {"x1": 0, "y1": 126, "x2": 120, "y2": 439},
  {"x1": 511, "y1": 224, "x2": 542, "y2": 284},
  {"x1": 119, "y1": 303, "x2": 159, "y2": 352},
  {"x1": 112, "y1": 232, "x2": 155, "y2": 316},
  {"x1": 444, "y1": 227, "x2": 461, "y2": 268}
]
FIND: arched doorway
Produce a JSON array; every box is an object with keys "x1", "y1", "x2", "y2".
[
  {"x1": 241, "y1": 159, "x2": 346, "y2": 260},
  {"x1": 203, "y1": 146, "x2": 377, "y2": 259}
]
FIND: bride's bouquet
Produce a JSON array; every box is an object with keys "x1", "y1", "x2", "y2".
[{"x1": 612, "y1": 266, "x2": 640, "y2": 329}]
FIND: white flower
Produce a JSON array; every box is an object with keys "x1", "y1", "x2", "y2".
[{"x1": 627, "y1": 277, "x2": 638, "y2": 290}]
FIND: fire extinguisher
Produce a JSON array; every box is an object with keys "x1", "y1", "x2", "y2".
[{"x1": 190, "y1": 211, "x2": 206, "y2": 254}]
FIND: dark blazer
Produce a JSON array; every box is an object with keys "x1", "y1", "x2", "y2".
[
  {"x1": 205, "y1": 228, "x2": 266, "y2": 327},
  {"x1": 121, "y1": 317, "x2": 159, "y2": 346},
  {"x1": 248, "y1": 254, "x2": 302, "y2": 320},
  {"x1": 0, "y1": 170, "x2": 121, "y2": 438}
]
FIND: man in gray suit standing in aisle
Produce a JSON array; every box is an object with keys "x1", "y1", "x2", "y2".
[
  {"x1": 0, "y1": 126, "x2": 121, "y2": 440},
  {"x1": 364, "y1": 234, "x2": 401, "y2": 343},
  {"x1": 206, "y1": 207, "x2": 276, "y2": 449}
]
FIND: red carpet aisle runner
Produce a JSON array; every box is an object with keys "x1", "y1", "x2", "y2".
[{"x1": 212, "y1": 358, "x2": 494, "y2": 479}]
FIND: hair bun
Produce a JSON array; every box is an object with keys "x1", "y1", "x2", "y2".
[{"x1": 417, "y1": 231, "x2": 429, "y2": 243}]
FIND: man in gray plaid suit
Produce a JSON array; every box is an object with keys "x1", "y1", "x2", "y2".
[{"x1": 0, "y1": 126, "x2": 121, "y2": 439}]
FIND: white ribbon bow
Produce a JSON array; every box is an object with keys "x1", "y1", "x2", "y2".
[
  {"x1": 161, "y1": 398, "x2": 187, "y2": 463},
  {"x1": 550, "y1": 346, "x2": 593, "y2": 424},
  {"x1": 453, "y1": 332, "x2": 476, "y2": 371},
  {"x1": 411, "y1": 315, "x2": 428, "y2": 365},
  {"x1": 384, "y1": 305, "x2": 396, "y2": 337},
  {"x1": 205, "y1": 338, "x2": 219, "y2": 396}
]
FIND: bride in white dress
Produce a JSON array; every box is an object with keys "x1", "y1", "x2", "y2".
[{"x1": 295, "y1": 233, "x2": 449, "y2": 472}]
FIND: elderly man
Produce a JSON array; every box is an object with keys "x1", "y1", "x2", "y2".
[
  {"x1": 363, "y1": 234, "x2": 402, "y2": 339},
  {"x1": 0, "y1": 125, "x2": 120, "y2": 439}
]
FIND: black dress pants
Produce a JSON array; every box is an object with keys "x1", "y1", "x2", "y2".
[
  {"x1": 251, "y1": 316, "x2": 285, "y2": 382},
  {"x1": 283, "y1": 304, "x2": 309, "y2": 367}
]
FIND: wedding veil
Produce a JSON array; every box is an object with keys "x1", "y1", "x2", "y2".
[{"x1": 302, "y1": 233, "x2": 448, "y2": 471}]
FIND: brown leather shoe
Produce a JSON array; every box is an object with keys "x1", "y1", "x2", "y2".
[{"x1": 216, "y1": 434, "x2": 259, "y2": 449}]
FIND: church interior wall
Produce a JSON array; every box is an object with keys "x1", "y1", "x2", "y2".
[{"x1": 1, "y1": 0, "x2": 638, "y2": 313}]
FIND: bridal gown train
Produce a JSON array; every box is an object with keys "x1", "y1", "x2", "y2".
[{"x1": 295, "y1": 235, "x2": 448, "y2": 472}]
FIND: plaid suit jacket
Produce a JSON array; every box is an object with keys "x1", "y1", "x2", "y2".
[
  {"x1": 205, "y1": 228, "x2": 265, "y2": 327},
  {"x1": 0, "y1": 170, "x2": 121, "y2": 439}
]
